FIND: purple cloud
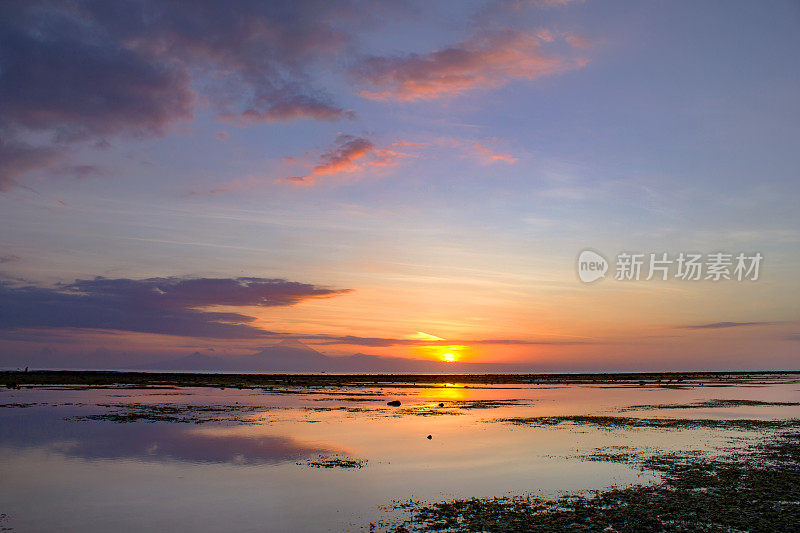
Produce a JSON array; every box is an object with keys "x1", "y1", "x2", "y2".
[
  {"x1": 0, "y1": 276, "x2": 351, "y2": 339},
  {"x1": 0, "y1": 140, "x2": 62, "y2": 191},
  {"x1": 0, "y1": 0, "x2": 364, "y2": 188},
  {"x1": 55, "y1": 165, "x2": 108, "y2": 180}
]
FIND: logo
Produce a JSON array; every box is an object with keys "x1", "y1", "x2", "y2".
[
  {"x1": 575, "y1": 249, "x2": 762, "y2": 284},
  {"x1": 577, "y1": 249, "x2": 608, "y2": 283}
]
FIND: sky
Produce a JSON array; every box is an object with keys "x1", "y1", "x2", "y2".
[{"x1": 1, "y1": 0, "x2": 799, "y2": 371}]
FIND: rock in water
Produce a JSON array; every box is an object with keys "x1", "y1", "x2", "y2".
[
  {"x1": 386, "y1": 400, "x2": 401, "y2": 407},
  {"x1": 426, "y1": 435, "x2": 432, "y2": 440}
]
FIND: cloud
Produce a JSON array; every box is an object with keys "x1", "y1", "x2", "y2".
[
  {"x1": 499, "y1": 0, "x2": 585, "y2": 9},
  {"x1": 565, "y1": 34, "x2": 592, "y2": 49},
  {"x1": 0, "y1": 276, "x2": 351, "y2": 339},
  {"x1": 351, "y1": 30, "x2": 586, "y2": 101},
  {"x1": 679, "y1": 322, "x2": 775, "y2": 330},
  {"x1": 0, "y1": 3, "x2": 195, "y2": 141},
  {"x1": 296, "y1": 334, "x2": 592, "y2": 347},
  {"x1": 56, "y1": 165, "x2": 108, "y2": 180},
  {"x1": 1, "y1": 1, "x2": 357, "y2": 135},
  {"x1": 207, "y1": 134, "x2": 514, "y2": 193},
  {"x1": 0, "y1": 139, "x2": 62, "y2": 191},
  {"x1": 220, "y1": 96, "x2": 355, "y2": 125},
  {"x1": 470, "y1": 141, "x2": 519, "y2": 163},
  {"x1": 0, "y1": 1, "x2": 363, "y2": 188},
  {"x1": 407, "y1": 136, "x2": 518, "y2": 164},
  {"x1": 278, "y1": 134, "x2": 413, "y2": 185}
]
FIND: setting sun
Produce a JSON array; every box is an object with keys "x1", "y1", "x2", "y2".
[{"x1": 442, "y1": 353, "x2": 456, "y2": 363}]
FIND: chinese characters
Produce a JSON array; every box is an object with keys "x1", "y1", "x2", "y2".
[{"x1": 614, "y1": 252, "x2": 762, "y2": 281}]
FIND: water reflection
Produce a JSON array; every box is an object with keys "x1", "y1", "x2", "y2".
[
  {"x1": 1, "y1": 378, "x2": 798, "y2": 533},
  {"x1": 0, "y1": 411, "x2": 338, "y2": 465}
]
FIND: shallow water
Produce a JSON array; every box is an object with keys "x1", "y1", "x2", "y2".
[{"x1": 1, "y1": 376, "x2": 799, "y2": 532}]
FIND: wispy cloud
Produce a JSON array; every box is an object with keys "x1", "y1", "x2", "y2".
[
  {"x1": 470, "y1": 141, "x2": 519, "y2": 163},
  {"x1": 413, "y1": 136, "x2": 519, "y2": 164},
  {"x1": 278, "y1": 134, "x2": 413, "y2": 186},
  {"x1": 565, "y1": 34, "x2": 592, "y2": 49},
  {"x1": 56, "y1": 165, "x2": 108, "y2": 180},
  {"x1": 218, "y1": 96, "x2": 355, "y2": 125},
  {"x1": 193, "y1": 133, "x2": 517, "y2": 195},
  {"x1": 296, "y1": 333, "x2": 594, "y2": 347},
  {"x1": 679, "y1": 322, "x2": 775, "y2": 330},
  {"x1": 351, "y1": 30, "x2": 587, "y2": 101},
  {"x1": 499, "y1": 0, "x2": 586, "y2": 8}
]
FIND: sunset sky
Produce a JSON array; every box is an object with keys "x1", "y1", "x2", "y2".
[{"x1": 1, "y1": 0, "x2": 799, "y2": 371}]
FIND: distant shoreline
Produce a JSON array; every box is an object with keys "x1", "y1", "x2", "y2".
[{"x1": 2, "y1": 370, "x2": 798, "y2": 388}]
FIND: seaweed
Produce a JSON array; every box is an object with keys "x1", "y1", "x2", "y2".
[
  {"x1": 69, "y1": 403, "x2": 263, "y2": 424},
  {"x1": 380, "y1": 431, "x2": 800, "y2": 532},
  {"x1": 497, "y1": 415, "x2": 800, "y2": 430},
  {"x1": 300, "y1": 455, "x2": 367, "y2": 469},
  {"x1": 620, "y1": 398, "x2": 800, "y2": 412}
]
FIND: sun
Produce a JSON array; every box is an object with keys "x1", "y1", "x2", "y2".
[{"x1": 416, "y1": 344, "x2": 468, "y2": 363}]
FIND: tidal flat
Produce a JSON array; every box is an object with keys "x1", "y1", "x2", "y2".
[{"x1": 1, "y1": 371, "x2": 798, "y2": 532}]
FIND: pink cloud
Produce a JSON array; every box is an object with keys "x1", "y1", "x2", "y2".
[
  {"x1": 189, "y1": 135, "x2": 417, "y2": 195},
  {"x1": 278, "y1": 135, "x2": 413, "y2": 185},
  {"x1": 471, "y1": 142, "x2": 519, "y2": 163},
  {"x1": 565, "y1": 34, "x2": 592, "y2": 49},
  {"x1": 351, "y1": 30, "x2": 587, "y2": 102},
  {"x1": 219, "y1": 100, "x2": 355, "y2": 125},
  {"x1": 192, "y1": 133, "x2": 519, "y2": 195},
  {"x1": 418, "y1": 136, "x2": 519, "y2": 164}
]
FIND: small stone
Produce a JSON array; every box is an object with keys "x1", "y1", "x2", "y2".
[
  {"x1": 438, "y1": 403, "x2": 445, "y2": 407},
  {"x1": 386, "y1": 400, "x2": 401, "y2": 407},
  {"x1": 427, "y1": 434, "x2": 432, "y2": 440}
]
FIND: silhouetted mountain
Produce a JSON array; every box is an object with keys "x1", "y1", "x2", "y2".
[{"x1": 246, "y1": 340, "x2": 332, "y2": 371}]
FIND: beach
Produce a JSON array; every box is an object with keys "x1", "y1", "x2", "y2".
[{"x1": 2, "y1": 372, "x2": 798, "y2": 531}]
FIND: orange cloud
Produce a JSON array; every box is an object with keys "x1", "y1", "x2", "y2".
[
  {"x1": 186, "y1": 135, "x2": 418, "y2": 195},
  {"x1": 279, "y1": 135, "x2": 413, "y2": 185},
  {"x1": 427, "y1": 136, "x2": 519, "y2": 164},
  {"x1": 191, "y1": 133, "x2": 517, "y2": 196},
  {"x1": 352, "y1": 30, "x2": 586, "y2": 102},
  {"x1": 471, "y1": 142, "x2": 519, "y2": 163}
]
